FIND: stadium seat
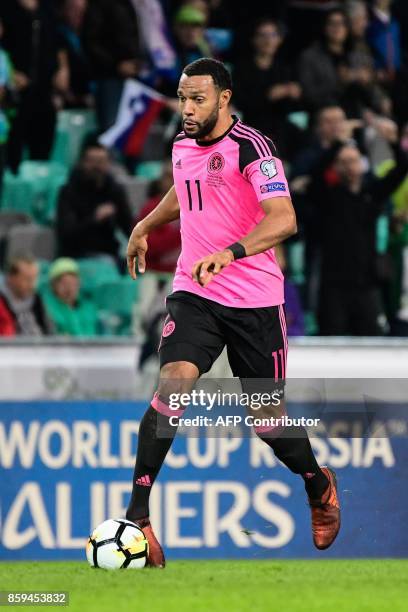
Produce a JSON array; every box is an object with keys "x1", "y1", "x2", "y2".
[
  {"x1": 135, "y1": 161, "x2": 163, "y2": 180},
  {"x1": 19, "y1": 161, "x2": 66, "y2": 180},
  {"x1": 51, "y1": 109, "x2": 97, "y2": 168},
  {"x1": 5, "y1": 224, "x2": 56, "y2": 262},
  {"x1": 93, "y1": 277, "x2": 140, "y2": 335},
  {"x1": 288, "y1": 111, "x2": 309, "y2": 130},
  {"x1": 1, "y1": 162, "x2": 68, "y2": 225},
  {"x1": 77, "y1": 257, "x2": 121, "y2": 297},
  {"x1": 1, "y1": 171, "x2": 34, "y2": 216},
  {"x1": 19, "y1": 161, "x2": 68, "y2": 224}
]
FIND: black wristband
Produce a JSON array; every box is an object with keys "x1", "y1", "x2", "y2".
[{"x1": 226, "y1": 242, "x2": 246, "y2": 260}]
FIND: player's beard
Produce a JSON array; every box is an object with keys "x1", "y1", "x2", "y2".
[{"x1": 183, "y1": 105, "x2": 219, "y2": 140}]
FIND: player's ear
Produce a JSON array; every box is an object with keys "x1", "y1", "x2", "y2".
[{"x1": 219, "y1": 89, "x2": 232, "y2": 109}]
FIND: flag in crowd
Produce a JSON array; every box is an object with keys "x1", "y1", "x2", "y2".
[
  {"x1": 99, "y1": 79, "x2": 166, "y2": 157},
  {"x1": 130, "y1": 0, "x2": 177, "y2": 73}
]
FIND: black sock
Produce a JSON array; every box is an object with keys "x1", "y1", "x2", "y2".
[
  {"x1": 126, "y1": 404, "x2": 177, "y2": 522},
  {"x1": 259, "y1": 426, "x2": 329, "y2": 500}
]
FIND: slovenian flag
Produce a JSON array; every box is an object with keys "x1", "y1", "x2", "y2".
[{"x1": 99, "y1": 79, "x2": 166, "y2": 157}]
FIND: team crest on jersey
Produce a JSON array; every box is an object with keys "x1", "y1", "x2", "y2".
[
  {"x1": 207, "y1": 152, "x2": 225, "y2": 174},
  {"x1": 162, "y1": 320, "x2": 175, "y2": 338},
  {"x1": 260, "y1": 159, "x2": 277, "y2": 179}
]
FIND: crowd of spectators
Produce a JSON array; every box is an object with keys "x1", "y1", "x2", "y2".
[{"x1": 0, "y1": 0, "x2": 407, "y2": 339}]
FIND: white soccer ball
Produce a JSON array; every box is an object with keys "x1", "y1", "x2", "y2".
[{"x1": 86, "y1": 518, "x2": 148, "y2": 569}]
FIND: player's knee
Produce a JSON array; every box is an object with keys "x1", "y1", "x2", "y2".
[
  {"x1": 158, "y1": 361, "x2": 199, "y2": 398},
  {"x1": 160, "y1": 360, "x2": 199, "y2": 379}
]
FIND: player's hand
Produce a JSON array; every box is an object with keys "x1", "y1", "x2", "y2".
[
  {"x1": 192, "y1": 250, "x2": 234, "y2": 287},
  {"x1": 127, "y1": 223, "x2": 148, "y2": 280}
]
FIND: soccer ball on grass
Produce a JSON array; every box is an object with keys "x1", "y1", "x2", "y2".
[{"x1": 86, "y1": 518, "x2": 148, "y2": 569}]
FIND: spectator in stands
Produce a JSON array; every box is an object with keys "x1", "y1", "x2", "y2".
[
  {"x1": 56, "y1": 142, "x2": 132, "y2": 265},
  {"x1": 0, "y1": 255, "x2": 52, "y2": 336},
  {"x1": 82, "y1": 0, "x2": 141, "y2": 131},
  {"x1": 347, "y1": 1, "x2": 373, "y2": 65},
  {"x1": 375, "y1": 121, "x2": 408, "y2": 329},
  {"x1": 368, "y1": 1, "x2": 408, "y2": 129},
  {"x1": 172, "y1": 6, "x2": 212, "y2": 71},
  {"x1": 394, "y1": 0, "x2": 408, "y2": 58},
  {"x1": 291, "y1": 106, "x2": 350, "y2": 179},
  {"x1": 43, "y1": 257, "x2": 98, "y2": 336},
  {"x1": 286, "y1": 0, "x2": 343, "y2": 58},
  {"x1": 368, "y1": 0, "x2": 401, "y2": 79},
  {"x1": 180, "y1": 0, "x2": 233, "y2": 57},
  {"x1": 290, "y1": 106, "x2": 361, "y2": 310},
  {"x1": 181, "y1": 0, "x2": 209, "y2": 20},
  {"x1": 58, "y1": 0, "x2": 93, "y2": 108},
  {"x1": 299, "y1": 6, "x2": 389, "y2": 116},
  {"x1": 0, "y1": 18, "x2": 12, "y2": 200},
  {"x1": 0, "y1": 0, "x2": 67, "y2": 172},
  {"x1": 157, "y1": 4, "x2": 212, "y2": 94},
  {"x1": 234, "y1": 18, "x2": 303, "y2": 159},
  {"x1": 344, "y1": 0, "x2": 391, "y2": 117},
  {"x1": 309, "y1": 123, "x2": 408, "y2": 335},
  {"x1": 137, "y1": 160, "x2": 181, "y2": 273},
  {"x1": 298, "y1": 8, "x2": 351, "y2": 111}
]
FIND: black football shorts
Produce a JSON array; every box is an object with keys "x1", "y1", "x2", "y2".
[{"x1": 158, "y1": 291, "x2": 287, "y2": 385}]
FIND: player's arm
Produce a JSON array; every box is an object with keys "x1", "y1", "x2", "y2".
[
  {"x1": 237, "y1": 196, "x2": 297, "y2": 255},
  {"x1": 127, "y1": 185, "x2": 180, "y2": 279},
  {"x1": 192, "y1": 196, "x2": 296, "y2": 287},
  {"x1": 192, "y1": 149, "x2": 297, "y2": 287}
]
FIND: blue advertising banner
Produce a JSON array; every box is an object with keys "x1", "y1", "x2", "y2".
[{"x1": 0, "y1": 401, "x2": 407, "y2": 560}]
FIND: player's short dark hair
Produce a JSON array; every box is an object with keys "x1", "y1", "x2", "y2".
[{"x1": 182, "y1": 58, "x2": 232, "y2": 92}]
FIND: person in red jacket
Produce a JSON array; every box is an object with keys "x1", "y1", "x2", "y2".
[
  {"x1": 136, "y1": 160, "x2": 181, "y2": 273},
  {"x1": 0, "y1": 255, "x2": 52, "y2": 336}
]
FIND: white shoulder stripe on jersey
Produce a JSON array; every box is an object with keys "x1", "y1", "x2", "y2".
[
  {"x1": 232, "y1": 125, "x2": 265, "y2": 159},
  {"x1": 235, "y1": 122, "x2": 274, "y2": 156},
  {"x1": 233, "y1": 124, "x2": 271, "y2": 157}
]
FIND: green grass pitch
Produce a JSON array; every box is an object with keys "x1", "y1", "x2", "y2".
[{"x1": 1, "y1": 560, "x2": 407, "y2": 612}]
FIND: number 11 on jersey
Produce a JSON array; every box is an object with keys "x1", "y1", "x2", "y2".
[{"x1": 185, "y1": 179, "x2": 203, "y2": 211}]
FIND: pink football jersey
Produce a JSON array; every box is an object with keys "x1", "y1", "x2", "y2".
[{"x1": 171, "y1": 116, "x2": 290, "y2": 307}]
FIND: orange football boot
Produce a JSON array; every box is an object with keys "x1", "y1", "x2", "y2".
[
  {"x1": 136, "y1": 517, "x2": 165, "y2": 568},
  {"x1": 308, "y1": 467, "x2": 341, "y2": 550}
]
